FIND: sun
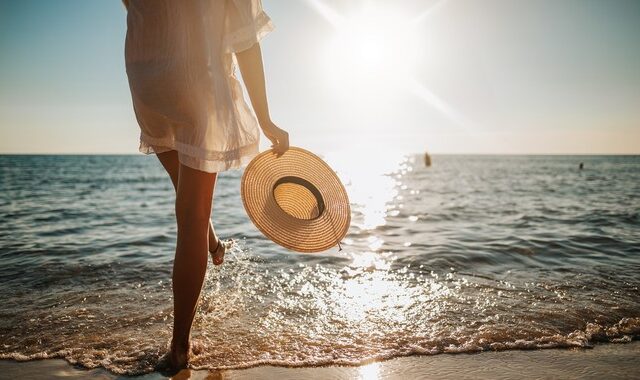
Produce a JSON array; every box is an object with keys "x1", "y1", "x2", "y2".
[
  {"x1": 308, "y1": 0, "x2": 473, "y2": 129},
  {"x1": 321, "y1": 5, "x2": 425, "y2": 96}
]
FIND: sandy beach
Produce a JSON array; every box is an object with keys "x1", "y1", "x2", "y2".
[{"x1": 1, "y1": 341, "x2": 638, "y2": 379}]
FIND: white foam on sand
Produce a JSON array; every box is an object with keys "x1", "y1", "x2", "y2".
[{"x1": 0, "y1": 341, "x2": 638, "y2": 380}]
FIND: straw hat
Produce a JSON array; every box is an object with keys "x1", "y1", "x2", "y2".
[{"x1": 241, "y1": 147, "x2": 351, "y2": 253}]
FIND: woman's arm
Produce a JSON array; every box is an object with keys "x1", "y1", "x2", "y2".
[{"x1": 236, "y1": 43, "x2": 289, "y2": 155}]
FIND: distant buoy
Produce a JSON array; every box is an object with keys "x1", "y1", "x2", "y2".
[
  {"x1": 424, "y1": 152, "x2": 432, "y2": 167},
  {"x1": 579, "y1": 162, "x2": 584, "y2": 170}
]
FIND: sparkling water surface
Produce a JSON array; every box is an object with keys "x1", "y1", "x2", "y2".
[{"x1": 0, "y1": 154, "x2": 638, "y2": 374}]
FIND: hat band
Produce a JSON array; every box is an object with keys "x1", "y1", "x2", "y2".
[{"x1": 272, "y1": 176, "x2": 326, "y2": 221}]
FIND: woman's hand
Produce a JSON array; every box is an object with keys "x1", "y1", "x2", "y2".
[{"x1": 261, "y1": 120, "x2": 289, "y2": 156}]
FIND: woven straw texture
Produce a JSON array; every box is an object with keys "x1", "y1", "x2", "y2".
[{"x1": 241, "y1": 147, "x2": 351, "y2": 253}]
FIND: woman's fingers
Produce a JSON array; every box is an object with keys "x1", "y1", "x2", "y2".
[
  {"x1": 263, "y1": 122, "x2": 289, "y2": 156},
  {"x1": 273, "y1": 130, "x2": 289, "y2": 156}
]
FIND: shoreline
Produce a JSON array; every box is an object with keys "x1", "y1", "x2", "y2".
[{"x1": 1, "y1": 341, "x2": 638, "y2": 379}]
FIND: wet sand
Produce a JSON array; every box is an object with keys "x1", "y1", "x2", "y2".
[{"x1": 1, "y1": 341, "x2": 638, "y2": 379}]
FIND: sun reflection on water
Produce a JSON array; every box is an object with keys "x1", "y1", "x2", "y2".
[
  {"x1": 358, "y1": 362, "x2": 380, "y2": 380},
  {"x1": 347, "y1": 251, "x2": 393, "y2": 271},
  {"x1": 321, "y1": 149, "x2": 417, "y2": 326},
  {"x1": 324, "y1": 149, "x2": 407, "y2": 232},
  {"x1": 332, "y1": 271, "x2": 413, "y2": 324}
]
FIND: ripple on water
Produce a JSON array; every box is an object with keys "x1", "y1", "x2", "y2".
[{"x1": 0, "y1": 154, "x2": 639, "y2": 374}]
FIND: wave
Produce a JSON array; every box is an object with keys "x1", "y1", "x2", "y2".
[{"x1": 1, "y1": 318, "x2": 638, "y2": 375}]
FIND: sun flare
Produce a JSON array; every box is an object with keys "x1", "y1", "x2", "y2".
[
  {"x1": 321, "y1": 5, "x2": 425, "y2": 94},
  {"x1": 310, "y1": 0, "x2": 474, "y2": 130}
]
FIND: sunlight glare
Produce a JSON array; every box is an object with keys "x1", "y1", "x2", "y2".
[
  {"x1": 334, "y1": 272, "x2": 412, "y2": 323},
  {"x1": 322, "y1": 5, "x2": 425, "y2": 96},
  {"x1": 411, "y1": 0, "x2": 451, "y2": 26},
  {"x1": 307, "y1": 0, "x2": 476, "y2": 131},
  {"x1": 406, "y1": 79, "x2": 475, "y2": 131},
  {"x1": 358, "y1": 362, "x2": 380, "y2": 380},
  {"x1": 325, "y1": 149, "x2": 405, "y2": 231}
]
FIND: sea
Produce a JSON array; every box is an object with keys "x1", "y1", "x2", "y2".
[{"x1": 0, "y1": 153, "x2": 638, "y2": 375}]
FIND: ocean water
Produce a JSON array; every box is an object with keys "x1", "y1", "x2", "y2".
[{"x1": 0, "y1": 153, "x2": 639, "y2": 375}]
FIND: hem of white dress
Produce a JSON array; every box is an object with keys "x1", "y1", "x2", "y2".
[
  {"x1": 139, "y1": 134, "x2": 259, "y2": 173},
  {"x1": 224, "y1": 11, "x2": 275, "y2": 53}
]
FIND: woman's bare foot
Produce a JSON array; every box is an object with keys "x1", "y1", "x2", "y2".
[
  {"x1": 168, "y1": 340, "x2": 189, "y2": 369},
  {"x1": 209, "y1": 237, "x2": 233, "y2": 266},
  {"x1": 155, "y1": 342, "x2": 189, "y2": 375},
  {"x1": 209, "y1": 234, "x2": 224, "y2": 265}
]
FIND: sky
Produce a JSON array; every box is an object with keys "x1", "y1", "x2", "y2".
[{"x1": 0, "y1": 0, "x2": 639, "y2": 155}]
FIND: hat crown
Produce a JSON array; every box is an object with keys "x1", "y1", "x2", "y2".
[{"x1": 272, "y1": 176, "x2": 325, "y2": 221}]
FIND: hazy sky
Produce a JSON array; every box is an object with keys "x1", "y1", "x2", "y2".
[{"x1": 1, "y1": 0, "x2": 639, "y2": 154}]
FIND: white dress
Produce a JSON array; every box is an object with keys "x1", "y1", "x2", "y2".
[{"x1": 125, "y1": 0, "x2": 274, "y2": 173}]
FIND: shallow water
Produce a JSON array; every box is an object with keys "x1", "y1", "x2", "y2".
[{"x1": 0, "y1": 153, "x2": 639, "y2": 374}]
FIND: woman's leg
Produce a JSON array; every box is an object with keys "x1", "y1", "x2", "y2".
[
  {"x1": 169, "y1": 162, "x2": 217, "y2": 367},
  {"x1": 156, "y1": 151, "x2": 226, "y2": 265}
]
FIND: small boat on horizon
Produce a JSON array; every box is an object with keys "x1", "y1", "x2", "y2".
[{"x1": 424, "y1": 152, "x2": 432, "y2": 167}]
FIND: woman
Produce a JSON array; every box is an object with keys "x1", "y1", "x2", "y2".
[{"x1": 122, "y1": 0, "x2": 288, "y2": 369}]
